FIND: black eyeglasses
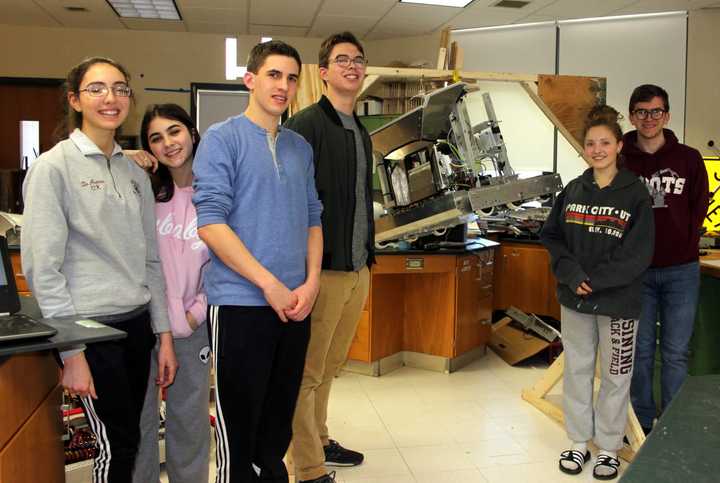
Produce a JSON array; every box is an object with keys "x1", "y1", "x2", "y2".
[
  {"x1": 330, "y1": 55, "x2": 368, "y2": 68},
  {"x1": 79, "y1": 82, "x2": 132, "y2": 98},
  {"x1": 632, "y1": 108, "x2": 666, "y2": 120}
]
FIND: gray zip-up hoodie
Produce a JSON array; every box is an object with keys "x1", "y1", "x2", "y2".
[{"x1": 22, "y1": 130, "x2": 169, "y2": 355}]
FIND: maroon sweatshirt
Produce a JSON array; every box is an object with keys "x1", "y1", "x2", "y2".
[{"x1": 621, "y1": 129, "x2": 709, "y2": 268}]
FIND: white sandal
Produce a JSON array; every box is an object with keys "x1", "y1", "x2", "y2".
[
  {"x1": 593, "y1": 454, "x2": 620, "y2": 480},
  {"x1": 559, "y1": 449, "x2": 590, "y2": 475}
]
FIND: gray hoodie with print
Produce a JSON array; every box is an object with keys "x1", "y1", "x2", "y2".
[{"x1": 21, "y1": 129, "x2": 169, "y2": 356}]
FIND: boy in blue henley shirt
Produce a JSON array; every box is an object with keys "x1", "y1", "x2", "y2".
[
  {"x1": 192, "y1": 41, "x2": 323, "y2": 483},
  {"x1": 193, "y1": 114, "x2": 322, "y2": 306}
]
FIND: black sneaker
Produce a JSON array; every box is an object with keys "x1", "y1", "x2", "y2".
[
  {"x1": 324, "y1": 439, "x2": 364, "y2": 467},
  {"x1": 299, "y1": 471, "x2": 336, "y2": 483}
]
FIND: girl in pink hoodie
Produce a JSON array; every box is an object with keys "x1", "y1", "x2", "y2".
[{"x1": 131, "y1": 104, "x2": 211, "y2": 483}]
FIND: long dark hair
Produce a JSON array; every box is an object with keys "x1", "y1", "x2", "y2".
[
  {"x1": 54, "y1": 56, "x2": 133, "y2": 142},
  {"x1": 140, "y1": 104, "x2": 200, "y2": 202}
]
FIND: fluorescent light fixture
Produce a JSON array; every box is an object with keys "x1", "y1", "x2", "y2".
[
  {"x1": 261, "y1": 36, "x2": 272, "y2": 43},
  {"x1": 453, "y1": 10, "x2": 687, "y2": 33},
  {"x1": 225, "y1": 38, "x2": 247, "y2": 80},
  {"x1": 453, "y1": 20, "x2": 554, "y2": 33},
  {"x1": 558, "y1": 10, "x2": 686, "y2": 25},
  {"x1": 106, "y1": 0, "x2": 181, "y2": 20},
  {"x1": 399, "y1": 0, "x2": 473, "y2": 7}
]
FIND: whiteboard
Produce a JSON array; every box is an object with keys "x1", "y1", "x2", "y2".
[
  {"x1": 453, "y1": 13, "x2": 689, "y2": 186},
  {"x1": 453, "y1": 23, "x2": 556, "y2": 75},
  {"x1": 454, "y1": 23, "x2": 558, "y2": 177},
  {"x1": 557, "y1": 12, "x2": 688, "y2": 183}
]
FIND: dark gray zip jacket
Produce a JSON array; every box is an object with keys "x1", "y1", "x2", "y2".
[
  {"x1": 540, "y1": 168, "x2": 654, "y2": 319},
  {"x1": 285, "y1": 95, "x2": 375, "y2": 271}
]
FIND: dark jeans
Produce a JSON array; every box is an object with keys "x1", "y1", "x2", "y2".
[
  {"x1": 630, "y1": 261, "x2": 700, "y2": 428},
  {"x1": 208, "y1": 305, "x2": 310, "y2": 483}
]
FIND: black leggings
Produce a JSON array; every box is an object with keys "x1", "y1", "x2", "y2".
[{"x1": 80, "y1": 310, "x2": 155, "y2": 483}]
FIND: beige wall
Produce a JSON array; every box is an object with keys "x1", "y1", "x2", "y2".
[
  {"x1": 686, "y1": 9, "x2": 720, "y2": 157},
  {"x1": 0, "y1": 24, "x2": 325, "y2": 132},
  {"x1": 4, "y1": 15, "x2": 716, "y2": 153},
  {"x1": 0, "y1": 23, "x2": 439, "y2": 135}
]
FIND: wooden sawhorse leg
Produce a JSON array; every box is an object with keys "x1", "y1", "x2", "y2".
[{"x1": 521, "y1": 352, "x2": 646, "y2": 462}]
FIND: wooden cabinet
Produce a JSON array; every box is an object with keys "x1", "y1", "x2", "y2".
[
  {"x1": 348, "y1": 250, "x2": 495, "y2": 366},
  {"x1": 0, "y1": 352, "x2": 64, "y2": 483},
  {"x1": 493, "y1": 242, "x2": 560, "y2": 320},
  {"x1": 454, "y1": 252, "x2": 493, "y2": 357},
  {"x1": 9, "y1": 250, "x2": 30, "y2": 295}
]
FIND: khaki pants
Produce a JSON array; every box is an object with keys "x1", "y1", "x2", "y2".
[{"x1": 291, "y1": 266, "x2": 370, "y2": 481}]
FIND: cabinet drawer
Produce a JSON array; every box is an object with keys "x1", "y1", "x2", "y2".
[{"x1": 374, "y1": 255, "x2": 455, "y2": 274}]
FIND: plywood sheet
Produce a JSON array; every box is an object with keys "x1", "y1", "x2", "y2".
[{"x1": 537, "y1": 74, "x2": 607, "y2": 147}]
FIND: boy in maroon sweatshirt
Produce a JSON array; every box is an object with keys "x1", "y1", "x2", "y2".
[{"x1": 621, "y1": 84, "x2": 709, "y2": 434}]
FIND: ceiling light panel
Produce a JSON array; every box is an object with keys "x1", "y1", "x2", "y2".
[
  {"x1": 399, "y1": 0, "x2": 473, "y2": 7},
  {"x1": 106, "y1": 0, "x2": 181, "y2": 20}
]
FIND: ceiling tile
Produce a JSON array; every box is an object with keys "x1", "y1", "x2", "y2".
[
  {"x1": 1, "y1": 0, "x2": 717, "y2": 35},
  {"x1": 367, "y1": 2, "x2": 460, "y2": 38},
  {"x1": 248, "y1": 24, "x2": 309, "y2": 36},
  {"x1": 120, "y1": 18, "x2": 187, "y2": 31},
  {"x1": 1, "y1": 1, "x2": 61, "y2": 27},
  {"x1": 181, "y1": 7, "x2": 247, "y2": 24},
  {"x1": 611, "y1": 0, "x2": 716, "y2": 15},
  {"x1": 308, "y1": 15, "x2": 379, "y2": 38},
  {"x1": 464, "y1": 0, "x2": 555, "y2": 12},
  {"x1": 527, "y1": 0, "x2": 638, "y2": 20},
  {"x1": 448, "y1": 6, "x2": 542, "y2": 28},
  {"x1": 319, "y1": 0, "x2": 396, "y2": 17},
  {"x1": 185, "y1": 21, "x2": 245, "y2": 34},
  {"x1": 250, "y1": 0, "x2": 323, "y2": 27},
  {"x1": 364, "y1": 29, "x2": 423, "y2": 40},
  {"x1": 33, "y1": 0, "x2": 125, "y2": 28},
  {"x1": 177, "y1": 0, "x2": 247, "y2": 8}
]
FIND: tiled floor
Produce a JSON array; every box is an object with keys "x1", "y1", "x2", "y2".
[{"x1": 162, "y1": 351, "x2": 627, "y2": 482}]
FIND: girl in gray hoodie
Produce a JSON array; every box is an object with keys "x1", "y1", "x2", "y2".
[
  {"x1": 541, "y1": 106, "x2": 654, "y2": 480},
  {"x1": 21, "y1": 57, "x2": 176, "y2": 482}
]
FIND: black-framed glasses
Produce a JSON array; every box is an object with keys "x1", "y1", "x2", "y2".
[
  {"x1": 330, "y1": 55, "x2": 368, "y2": 68},
  {"x1": 632, "y1": 108, "x2": 666, "y2": 120},
  {"x1": 79, "y1": 82, "x2": 132, "y2": 98}
]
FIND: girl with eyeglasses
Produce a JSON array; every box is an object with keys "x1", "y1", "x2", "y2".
[
  {"x1": 21, "y1": 57, "x2": 177, "y2": 483},
  {"x1": 126, "y1": 104, "x2": 211, "y2": 483}
]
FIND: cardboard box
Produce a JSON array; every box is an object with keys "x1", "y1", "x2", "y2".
[{"x1": 489, "y1": 317, "x2": 552, "y2": 365}]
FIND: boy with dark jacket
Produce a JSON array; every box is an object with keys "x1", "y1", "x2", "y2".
[{"x1": 284, "y1": 31, "x2": 374, "y2": 483}]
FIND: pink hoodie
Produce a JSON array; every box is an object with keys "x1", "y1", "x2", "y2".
[{"x1": 155, "y1": 184, "x2": 209, "y2": 338}]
